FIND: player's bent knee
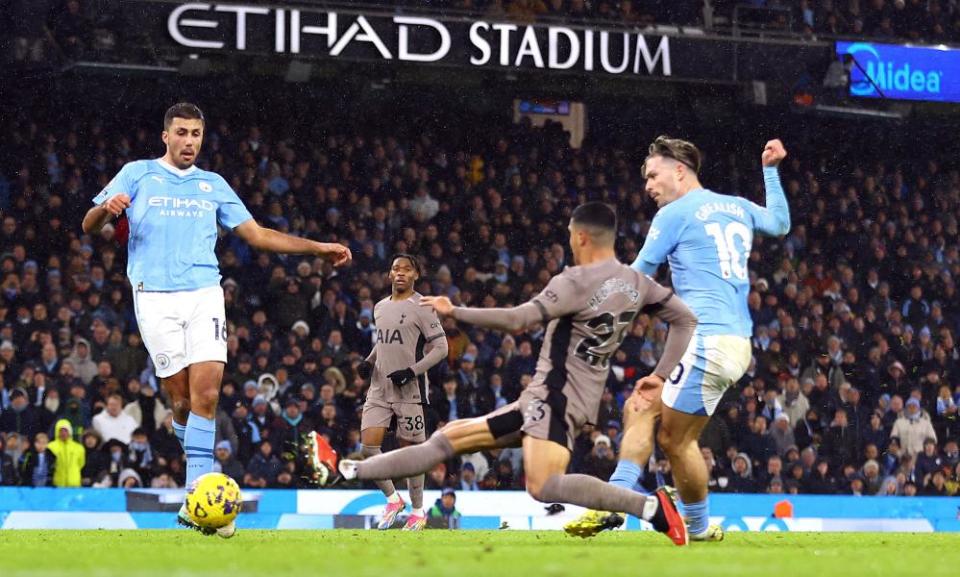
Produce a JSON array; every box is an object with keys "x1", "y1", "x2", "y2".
[
  {"x1": 525, "y1": 478, "x2": 546, "y2": 502},
  {"x1": 171, "y1": 399, "x2": 191, "y2": 421},
  {"x1": 526, "y1": 474, "x2": 560, "y2": 503},
  {"x1": 657, "y1": 427, "x2": 677, "y2": 455},
  {"x1": 193, "y1": 385, "x2": 220, "y2": 413}
]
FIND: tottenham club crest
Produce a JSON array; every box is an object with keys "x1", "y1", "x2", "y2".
[
  {"x1": 156, "y1": 354, "x2": 171, "y2": 370},
  {"x1": 198, "y1": 181, "x2": 213, "y2": 193}
]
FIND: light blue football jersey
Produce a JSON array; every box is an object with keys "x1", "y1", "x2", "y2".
[
  {"x1": 93, "y1": 159, "x2": 253, "y2": 292},
  {"x1": 632, "y1": 167, "x2": 790, "y2": 337}
]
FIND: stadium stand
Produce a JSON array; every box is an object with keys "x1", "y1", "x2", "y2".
[{"x1": 1, "y1": 81, "x2": 959, "y2": 498}]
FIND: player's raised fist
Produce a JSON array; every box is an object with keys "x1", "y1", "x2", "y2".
[
  {"x1": 762, "y1": 139, "x2": 787, "y2": 167},
  {"x1": 105, "y1": 193, "x2": 131, "y2": 217},
  {"x1": 420, "y1": 295, "x2": 454, "y2": 316},
  {"x1": 317, "y1": 243, "x2": 352, "y2": 267}
]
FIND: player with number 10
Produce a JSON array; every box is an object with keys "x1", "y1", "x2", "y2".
[{"x1": 566, "y1": 136, "x2": 790, "y2": 541}]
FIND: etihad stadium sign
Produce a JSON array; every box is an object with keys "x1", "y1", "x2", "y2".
[{"x1": 164, "y1": 2, "x2": 672, "y2": 76}]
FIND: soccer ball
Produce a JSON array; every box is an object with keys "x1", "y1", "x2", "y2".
[{"x1": 186, "y1": 472, "x2": 242, "y2": 529}]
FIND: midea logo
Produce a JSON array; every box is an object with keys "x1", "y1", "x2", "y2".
[{"x1": 844, "y1": 42, "x2": 943, "y2": 96}]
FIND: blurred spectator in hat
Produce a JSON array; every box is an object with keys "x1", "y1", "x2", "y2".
[
  {"x1": 213, "y1": 439, "x2": 245, "y2": 483},
  {"x1": 64, "y1": 338, "x2": 97, "y2": 385},
  {"x1": 770, "y1": 413, "x2": 796, "y2": 457},
  {"x1": 250, "y1": 394, "x2": 273, "y2": 436},
  {"x1": 861, "y1": 459, "x2": 883, "y2": 495},
  {"x1": 892, "y1": 398, "x2": 937, "y2": 457},
  {"x1": 582, "y1": 434, "x2": 616, "y2": 481},
  {"x1": 124, "y1": 427, "x2": 154, "y2": 485},
  {"x1": 270, "y1": 396, "x2": 317, "y2": 454},
  {"x1": 458, "y1": 462, "x2": 479, "y2": 491},
  {"x1": 729, "y1": 452, "x2": 756, "y2": 493},
  {"x1": 48, "y1": 418, "x2": 84, "y2": 487},
  {"x1": 428, "y1": 487, "x2": 461, "y2": 527},
  {"x1": 456, "y1": 353, "x2": 481, "y2": 392},
  {"x1": 117, "y1": 468, "x2": 143, "y2": 488},
  {"x1": 355, "y1": 309, "x2": 375, "y2": 357},
  {"x1": 882, "y1": 361, "x2": 909, "y2": 400}
]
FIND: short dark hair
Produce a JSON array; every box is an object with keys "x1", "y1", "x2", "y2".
[
  {"x1": 570, "y1": 202, "x2": 617, "y2": 245},
  {"x1": 163, "y1": 102, "x2": 205, "y2": 130},
  {"x1": 644, "y1": 135, "x2": 702, "y2": 176},
  {"x1": 391, "y1": 253, "x2": 421, "y2": 275}
]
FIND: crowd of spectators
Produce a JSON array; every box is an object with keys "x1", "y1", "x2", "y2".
[
  {"x1": 4, "y1": 1, "x2": 960, "y2": 67},
  {"x1": 1, "y1": 97, "x2": 960, "y2": 500}
]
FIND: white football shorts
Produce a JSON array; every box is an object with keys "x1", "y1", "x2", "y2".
[
  {"x1": 133, "y1": 284, "x2": 228, "y2": 378},
  {"x1": 661, "y1": 334, "x2": 752, "y2": 417}
]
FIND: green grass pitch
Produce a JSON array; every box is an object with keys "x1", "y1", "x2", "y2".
[{"x1": 1, "y1": 530, "x2": 956, "y2": 577}]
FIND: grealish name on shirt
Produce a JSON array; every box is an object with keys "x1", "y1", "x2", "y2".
[{"x1": 695, "y1": 201, "x2": 745, "y2": 221}]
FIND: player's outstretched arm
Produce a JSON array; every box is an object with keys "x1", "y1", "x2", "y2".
[
  {"x1": 420, "y1": 296, "x2": 545, "y2": 332},
  {"x1": 753, "y1": 138, "x2": 791, "y2": 237},
  {"x1": 631, "y1": 292, "x2": 697, "y2": 407},
  {"x1": 234, "y1": 220, "x2": 352, "y2": 267},
  {"x1": 81, "y1": 194, "x2": 131, "y2": 234},
  {"x1": 648, "y1": 294, "x2": 697, "y2": 382}
]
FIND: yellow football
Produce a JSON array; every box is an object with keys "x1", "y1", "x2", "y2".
[{"x1": 186, "y1": 472, "x2": 242, "y2": 529}]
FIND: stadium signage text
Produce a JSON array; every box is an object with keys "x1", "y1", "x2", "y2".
[
  {"x1": 836, "y1": 41, "x2": 960, "y2": 103},
  {"x1": 166, "y1": 3, "x2": 671, "y2": 76}
]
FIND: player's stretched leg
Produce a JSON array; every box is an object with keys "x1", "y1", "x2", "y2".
[
  {"x1": 658, "y1": 405, "x2": 714, "y2": 541},
  {"x1": 610, "y1": 397, "x2": 659, "y2": 493},
  {"x1": 178, "y1": 361, "x2": 227, "y2": 536},
  {"x1": 400, "y1": 438, "x2": 426, "y2": 531},
  {"x1": 166, "y1": 368, "x2": 211, "y2": 534},
  {"x1": 360, "y1": 427, "x2": 405, "y2": 530},
  {"x1": 342, "y1": 415, "x2": 501, "y2": 482},
  {"x1": 162, "y1": 371, "x2": 190, "y2": 451},
  {"x1": 395, "y1": 403, "x2": 428, "y2": 531},
  {"x1": 564, "y1": 395, "x2": 660, "y2": 538},
  {"x1": 522, "y1": 435, "x2": 686, "y2": 546}
]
